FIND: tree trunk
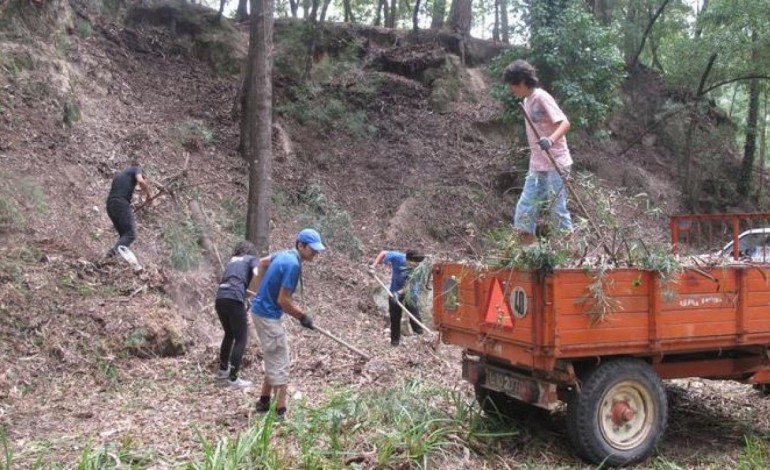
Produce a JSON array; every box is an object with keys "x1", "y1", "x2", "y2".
[
  {"x1": 738, "y1": 30, "x2": 761, "y2": 198},
  {"x1": 586, "y1": 0, "x2": 611, "y2": 24},
  {"x1": 629, "y1": 0, "x2": 671, "y2": 70},
  {"x1": 216, "y1": 0, "x2": 227, "y2": 21},
  {"x1": 319, "y1": 0, "x2": 332, "y2": 22},
  {"x1": 374, "y1": 0, "x2": 383, "y2": 25},
  {"x1": 499, "y1": 0, "x2": 508, "y2": 42},
  {"x1": 412, "y1": 0, "x2": 421, "y2": 34},
  {"x1": 757, "y1": 89, "x2": 768, "y2": 201},
  {"x1": 388, "y1": 0, "x2": 397, "y2": 28},
  {"x1": 236, "y1": 0, "x2": 249, "y2": 21},
  {"x1": 288, "y1": 0, "x2": 298, "y2": 17},
  {"x1": 343, "y1": 0, "x2": 355, "y2": 22},
  {"x1": 431, "y1": 0, "x2": 446, "y2": 29},
  {"x1": 302, "y1": 0, "x2": 311, "y2": 18},
  {"x1": 245, "y1": 0, "x2": 274, "y2": 254},
  {"x1": 448, "y1": 0, "x2": 472, "y2": 36},
  {"x1": 493, "y1": 0, "x2": 500, "y2": 41},
  {"x1": 307, "y1": 0, "x2": 319, "y2": 22}
]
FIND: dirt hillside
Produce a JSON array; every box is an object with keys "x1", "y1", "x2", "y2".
[{"x1": 1, "y1": 0, "x2": 768, "y2": 468}]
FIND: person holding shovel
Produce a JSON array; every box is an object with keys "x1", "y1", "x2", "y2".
[
  {"x1": 105, "y1": 160, "x2": 153, "y2": 257},
  {"x1": 214, "y1": 240, "x2": 260, "y2": 389},
  {"x1": 250, "y1": 228, "x2": 325, "y2": 419},
  {"x1": 504, "y1": 59, "x2": 573, "y2": 244},
  {"x1": 369, "y1": 249, "x2": 425, "y2": 346}
]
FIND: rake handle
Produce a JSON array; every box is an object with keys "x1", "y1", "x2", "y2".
[{"x1": 371, "y1": 273, "x2": 434, "y2": 335}]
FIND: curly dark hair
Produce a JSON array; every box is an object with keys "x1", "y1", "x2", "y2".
[
  {"x1": 232, "y1": 240, "x2": 257, "y2": 257},
  {"x1": 502, "y1": 60, "x2": 539, "y2": 88},
  {"x1": 406, "y1": 249, "x2": 426, "y2": 262}
]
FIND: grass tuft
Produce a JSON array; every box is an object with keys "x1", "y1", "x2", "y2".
[{"x1": 162, "y1": 215, "x2": 203, "y2": 270}]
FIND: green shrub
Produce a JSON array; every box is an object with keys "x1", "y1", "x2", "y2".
[
  {"x1": 0, "y1": 172, "x2": 47, "y2": 232},
  {"x1": 62, "y1": 99, "x2": 81, "y2": 126},
  {"x1": 0, "y1": 50, "x2": 33, "y2": 77},
  {"x1": 162, "y1": 215, "x2": 203, "y2": 270},
  {"x1": 296, "y1": 183, "x2": 363, "y2": 260},
  {"x1": 488, "y1": 0, "x2": 625, "y2": 129},
  {"x1": 174, "y1": 119, "x2": 214, "y2": 151},
  {"x1": 276, "y1": 85, "x2": 375, "y2": 139},
  {"x1": 75, "y1": 18, "x2": 93, "y2": 39}
]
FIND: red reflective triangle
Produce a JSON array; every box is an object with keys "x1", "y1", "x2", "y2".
[{"x1": 484, "y1": 278, "x2": 514, "y2": 328}]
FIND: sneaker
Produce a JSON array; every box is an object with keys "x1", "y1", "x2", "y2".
[
  {"x1": 227, "y1": 377, "x2": 253, "y2": 389},
  {"x1": 214, "y1": 367, "x2": 230, "y2": 380},
  {"x1": 255, "y1": 399, "x2": 271, "y2": 413}
]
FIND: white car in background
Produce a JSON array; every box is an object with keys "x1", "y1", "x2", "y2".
[{"x1": 721, "y1": 228, "x2": 770, "y2": 262}]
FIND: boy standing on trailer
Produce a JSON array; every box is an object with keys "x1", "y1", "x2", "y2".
[{"x1": 504, "y1": 60, "x2": 574, "y2": 244}]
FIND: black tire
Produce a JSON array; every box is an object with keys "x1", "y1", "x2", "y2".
[
  {"x1": 566, "y1": 358, "x2": 667, "y2": 467},
  {"x1": 753, "y1": 383, "x2": 770, "y2": 395}
]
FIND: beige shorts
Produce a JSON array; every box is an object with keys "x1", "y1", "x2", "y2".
[{"x1": 252, "y1": 314, "x2": 289, "y2": 386}]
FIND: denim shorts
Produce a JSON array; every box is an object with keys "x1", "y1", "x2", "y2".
[{"x1": 513, "y1": 169, "x2": 573, "y2": 235}]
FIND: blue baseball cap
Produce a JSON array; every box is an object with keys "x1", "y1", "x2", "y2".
[{"x1": 296, "y1": 228, "x2": 326, "y2": 252}]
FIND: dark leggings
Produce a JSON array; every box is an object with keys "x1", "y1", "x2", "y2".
[
  {"x1": 389, "y1": 295, "x2": 423, "y2": 343},
  {"x1": 106, "y1": 198, "x2": 136, "y2": 253},
  {"x1": 216, "y1": 298, "x2": 249, "y2": 377}
]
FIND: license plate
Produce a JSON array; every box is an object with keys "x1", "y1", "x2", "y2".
[{"x1": 484, "y1": 368, "x2": 540, "y2": 403}]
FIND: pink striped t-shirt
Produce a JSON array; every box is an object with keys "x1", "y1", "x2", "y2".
[{"x1": 523, "y1": 88, "x2": 572, "y2": 171}]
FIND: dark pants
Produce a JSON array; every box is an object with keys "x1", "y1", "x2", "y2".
[
  {"x1": 216, "y1": 298, "x2": 249, "y2": 378},
  {"x1": 106, "y1": 198, "x2": 136, "y2": 254},
  {"x1": 389, "y1": 295, "x2": 423, "y2": 344}
]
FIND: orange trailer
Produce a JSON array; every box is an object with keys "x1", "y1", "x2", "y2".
[{"x1": 432, "y1": 263, "x2": 770, "y2": 467}]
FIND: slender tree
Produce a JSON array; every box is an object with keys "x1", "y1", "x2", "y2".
[
  {"x1": 412, "y1": 0, "x2": 422, "y2": 34},
  {"x1": 493, "y1": 0, "x2": 500, "y2": 41},
  {"x1": 431, "y1": 0, "x2": 447, "y2": 29},
  {"x1": 449, "y1": 0, "x2": 472, "y2": 35},
  {"x1": 319, "y1": 0, "x2": 332, "y2": 22},
  {"x1": 244, "y1": 0, "x2": 274, "y2": 254},
  {"x1": 628, "y1": 0, "x2": 672, "y2": 70},
  {"x1": 387, "y1": 0, "x2": 397, "y2": 27},
  {"x1": 499, "y1": 0, "x2": 509, "y2": 42},
  {"x1": 738, "y1": 30, "x2": 762, "y2": 197},
  {"x1": 236, "y1": 0, "x2": 249, "y2": 20}
]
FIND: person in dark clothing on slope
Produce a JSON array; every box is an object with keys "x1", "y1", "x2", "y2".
[
  {"x1": 215, "y1": 240, "x2": 260, "y2": 389},
  {"x1": 105, "y1": 161, "x2": 152, "y2": 257}
]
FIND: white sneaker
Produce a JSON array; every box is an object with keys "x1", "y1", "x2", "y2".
[
  {"x1": 214, "y1": 367, "x2": 230, "y2": 380},
  {"x1": 227, "y1": 377, "x2": 253, "y2": 389}
]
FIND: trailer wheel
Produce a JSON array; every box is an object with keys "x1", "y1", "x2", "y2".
[{"x1": 566, "y1": 358, "x2": 667, "y2": 467}]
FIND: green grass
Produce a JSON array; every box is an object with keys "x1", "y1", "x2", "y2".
[
  {"x1": 189, "y1": 410, "x2": 282, "y2": 469},
  {"x1": 1, "y1": 427, "x2": 12, "y2": 470},
  {"x1": 295, "y1": 183, "x2": 363, "y2": 260},
  {"x1": 162, "y1": 215, "x2": 203, "y2": 270},
  {"x1": 174, "y1": 119, "x2": 215, "y2": 151},
  {"x1": 276, "y1": 85, "x2": 376, "y2": 140},
  {"x1": 738, "y1": 433, "x2": 770, "y2": 469}
]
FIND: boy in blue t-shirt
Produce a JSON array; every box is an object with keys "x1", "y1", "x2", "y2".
[
  {"x1": 250, "y1": 228, "x2": 325, "y2": 418},
  {"x1": 369, "y1": 249, "x2": 426, "y2": 346}
]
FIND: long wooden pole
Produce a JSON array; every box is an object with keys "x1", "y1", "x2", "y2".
[
  {"x1": 314, "y1": 325, "x2": 372, "y2": 360},
  {"x1": 372, "y1": 273, "x2": 434, "y2": 335}
]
